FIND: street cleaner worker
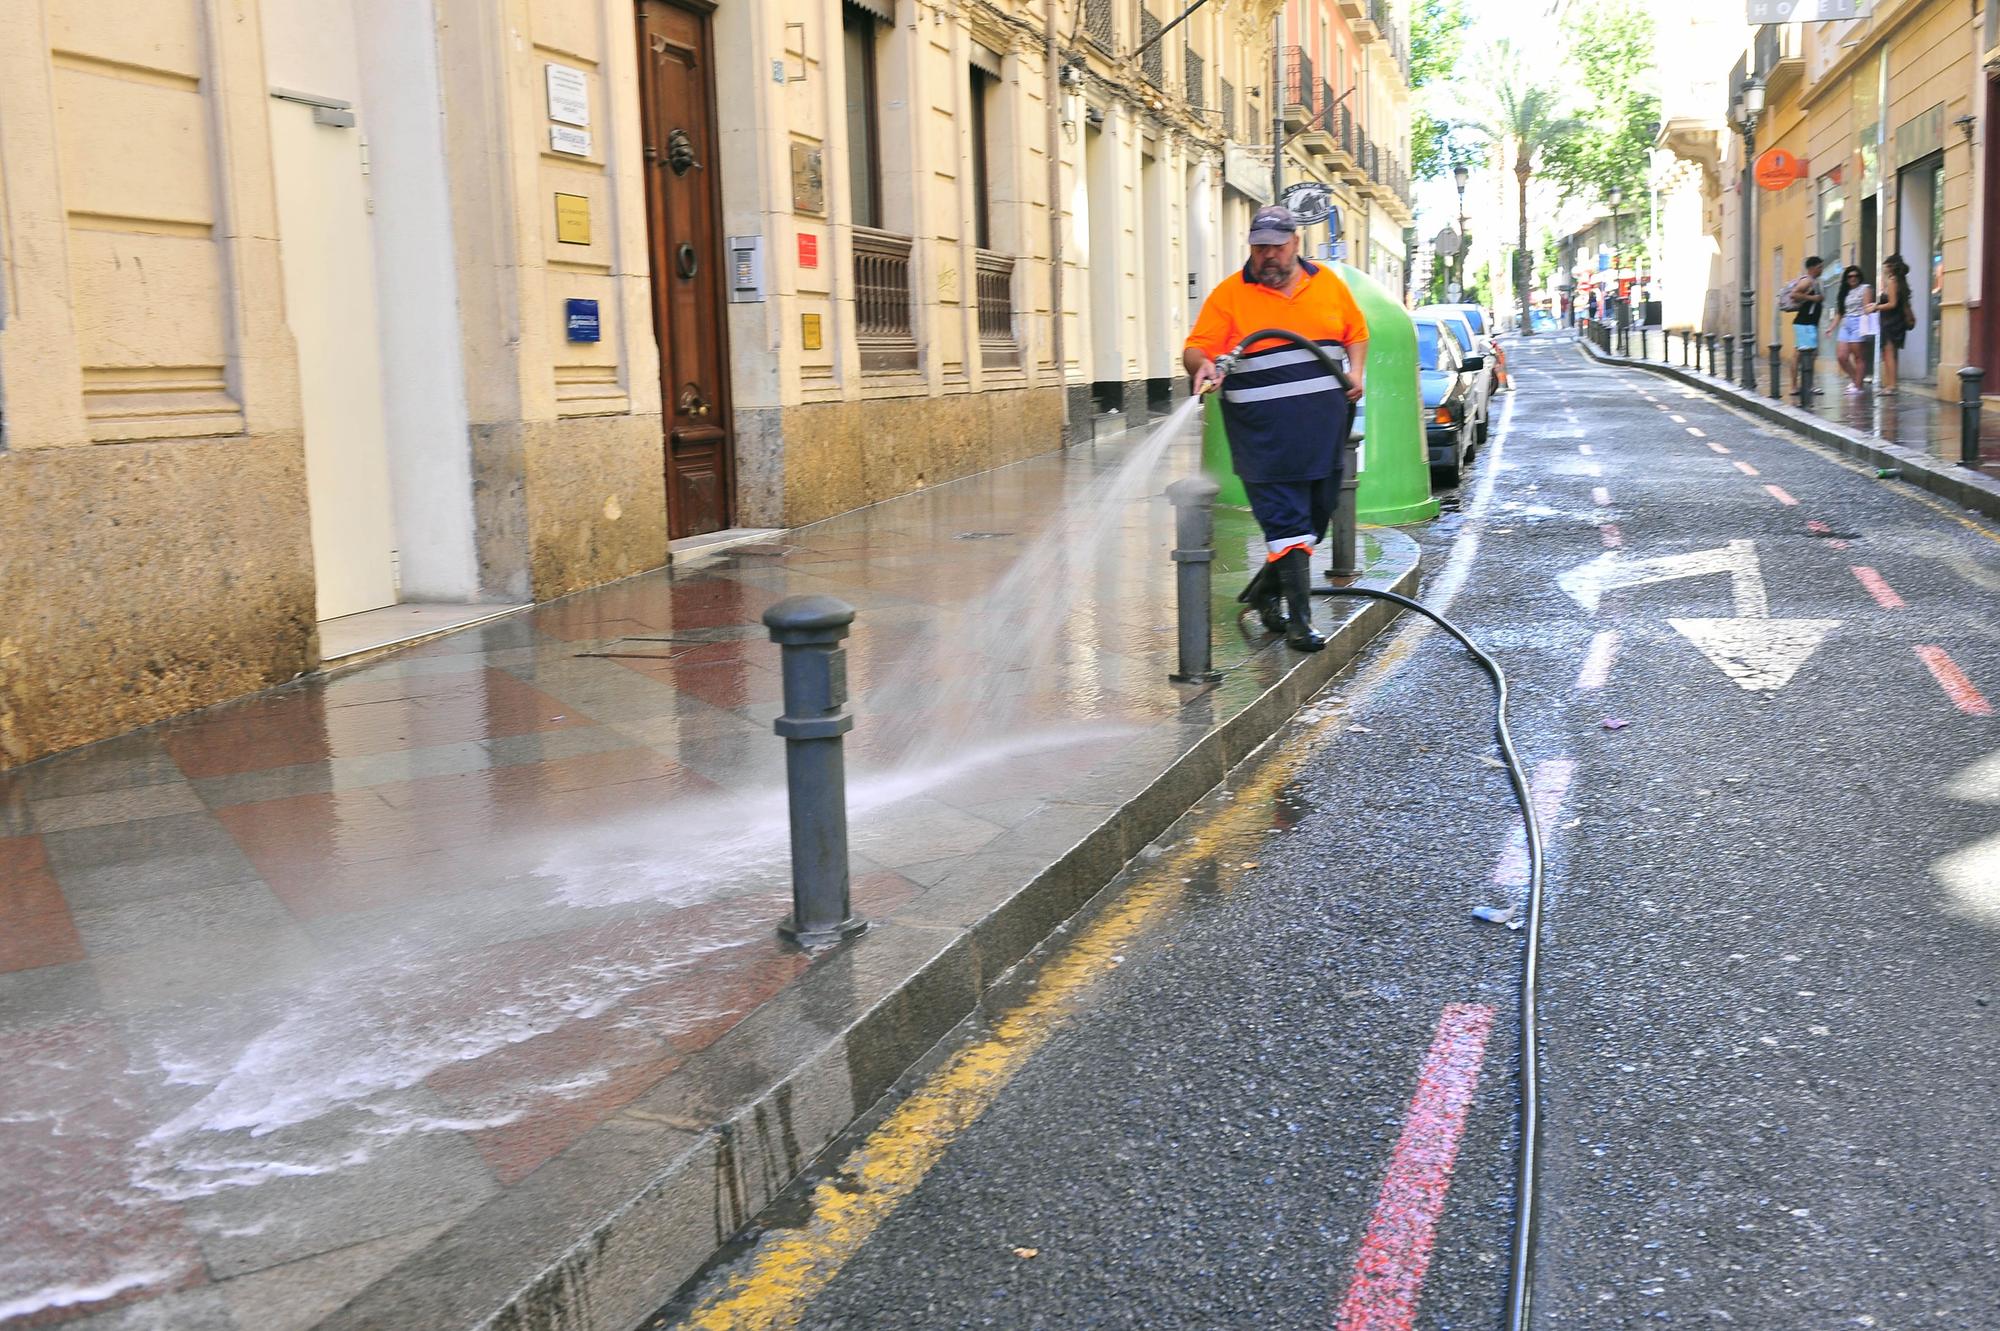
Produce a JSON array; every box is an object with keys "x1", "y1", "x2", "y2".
[{"x1": 1183, "y1": 204, "x2": 1368, "y2": 654}]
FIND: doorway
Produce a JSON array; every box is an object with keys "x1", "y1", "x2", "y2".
[
  {"x1": 269, "y1": 99, "x2": 399, "y2": 622},
  {"x1": 1084, "y1": 121, "x2": 1123, "y2": 414},
  {"x1": 636, "y1": 0, "x2": 734, "y2": 539},
  {"x1": 1897, "y1": 152, "x2": 1944, "y2": 381}
]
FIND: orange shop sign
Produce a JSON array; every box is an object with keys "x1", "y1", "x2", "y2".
[{"x1": 1755, "y1": 148, "x2": 1807, "y2": 190}]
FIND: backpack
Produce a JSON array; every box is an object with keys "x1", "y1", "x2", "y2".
[{"x1": 1778, "y1": 275, "x2": 1814, "y2": 313}]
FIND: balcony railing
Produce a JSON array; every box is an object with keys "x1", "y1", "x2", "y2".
[
  {"x1": 975, "y1": 251, "x2": 1019, "y2": 369},
  {"x1": 854, "y1": 226, "x2": 917, "y2": 373},
  {"x1": 1085, "y1": 0, "x2": 1112, "y2": 49},
  {"x1": 1283, "y1": 46, "x2": 1315, "y2": 113},
  {"x1": 1140, "y1": 8, "x2": 1163, "y2": 85}
]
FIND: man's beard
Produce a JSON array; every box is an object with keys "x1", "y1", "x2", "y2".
[{"x1": 1255, "y1": 258, "x2": 1295, "y2": 288}]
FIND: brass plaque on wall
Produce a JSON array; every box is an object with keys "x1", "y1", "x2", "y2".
[
  {"x1": 801, "y1": 313, "x2": 823, "y2": 350},
  {"x1": 791, "y1": 143, "x2": 825, "y2": 215},
  {"x1": 554, "y1": 192, "x2": 591, "y2": 245}
]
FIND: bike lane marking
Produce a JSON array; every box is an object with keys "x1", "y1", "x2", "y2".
[
  {"x1": 1915, "y1": 646, "x2": 1994, "y2": 716},
  {"x1": 1733, "y1": 460, "x2": 1760, "y2": 476},
  {"x1": 1850, "y1": 566, "x2": 1905, "y2": 610},
  {"x1": 1764, "y1": 484, "x2": 1799, "y2": 506},
  {"x1": 1576, "y1": 631, "x2": 1621, "y2": 691},
  {"x1": 1332, "y1": 1003, "x2": 1497, "y2": 1331}
]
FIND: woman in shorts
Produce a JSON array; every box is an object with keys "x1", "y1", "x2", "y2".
[
  {"x1": 1870, "y1": 255, "x2": 1912, "y2": 395},
  {"x1": 1833, "y1": 265, "x2": 1873, "y2": 393}
]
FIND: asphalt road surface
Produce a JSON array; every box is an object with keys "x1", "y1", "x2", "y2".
[{"x1": 656, "y1": 336, "x2": 2000, "y2": 1330}]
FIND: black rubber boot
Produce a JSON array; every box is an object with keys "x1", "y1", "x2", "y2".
[
  {"x1": 1236, "y1": 562, "x2": 1288, "y2": 634},
  {"x1": 1276, "y1": 548, "x2": 1325, "y2": 652}
]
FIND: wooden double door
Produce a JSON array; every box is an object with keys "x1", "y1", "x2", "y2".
[{"x1": 636, "y1": 0, "x2": 733, "y2": 538}]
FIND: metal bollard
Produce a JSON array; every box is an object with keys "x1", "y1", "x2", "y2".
[
  {"x1": 1707, "y1": 334, "x2": 1718, "y2": 377},
  {"x1": 763, "y1": 594, "x2": 867, "y2": 949},
  {"x1": 1329, "y1": 432, "x2": 1362, "y2": 580},
  {"x1": 1768, "y1": 344, "x2": 1781, "y2": 398},
  {"x1": 1723, "y1": 334, "x2": 1736, "y2": 381},
  {"x1": 1798, "y1": 350, "x2": 1816, "y2": 409},
  {"x1": 1639, "y1": 327, "x2": 1650, "y2": 360},
  {"x1": 1165, "y1": 475, "x2": 1223, "y2": 683},
  {"x1": 1683, "y1": 332, "x2": 1693, "y2": 368},
  {"x1": 1959, "y1": 365, "x2": 1985, "y2": 467}
]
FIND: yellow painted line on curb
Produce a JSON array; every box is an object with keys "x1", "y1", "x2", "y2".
[{"x1": 673, "y1": 660, "x2": 1395, "y2": 1329}]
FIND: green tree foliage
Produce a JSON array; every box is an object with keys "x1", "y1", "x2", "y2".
[
  {"x1": 1457, "y1": 40, "x2": 1585, "y2": 332},
  {"x1": 1408, "y1": 0, "x2": 1482, "y2": 181},
  {"x1": 1540, "y1": 0, "x2": 1661, "y2": 205}
]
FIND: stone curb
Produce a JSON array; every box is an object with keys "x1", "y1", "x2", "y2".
[
  {"x1": 315, "y1": 532, "x2": 1422, "y2": 1331},
  {"x1": 1578, "y1": 336, "x2": 2000, "y2": 524}
]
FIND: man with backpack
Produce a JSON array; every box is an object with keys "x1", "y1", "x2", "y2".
[{"x1": 1779, "y1": 257, "x2": 1826, "y2": 397}]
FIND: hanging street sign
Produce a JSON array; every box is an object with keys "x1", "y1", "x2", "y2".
[{"x1": 1279, "y1": 180, "x2": 1337, "y2": 229}]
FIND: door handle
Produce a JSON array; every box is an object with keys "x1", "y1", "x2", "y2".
[
  {"x1": 677, "y1": 384, "x2": 711, "y2": 417},
  {"x1": 676, "y1": 243, "x2": 698, "y2": 279}
]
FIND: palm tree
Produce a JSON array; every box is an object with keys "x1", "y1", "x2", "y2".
[{"x1": 1458, "y1": 42, "x2": 1586, "y2": 335}]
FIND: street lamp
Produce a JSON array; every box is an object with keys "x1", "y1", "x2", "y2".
[
  {"x1": 1607, "y1": 187, "x2": 1626, "y2": 332},
  {"x1": 1733, "y1": 76, "x2": 1765, "y2": 391},
  {"x1": 1456, "y1": 162, "x2": 1472, "y2": 295}
]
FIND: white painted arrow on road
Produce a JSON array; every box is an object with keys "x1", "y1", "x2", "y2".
[
  {"x1": 1666, "y1": 618, "x2": 1840, "y2": 691},
  {"x1": 1557, "y1": 540, "x2": 1769, "y2": 617}
]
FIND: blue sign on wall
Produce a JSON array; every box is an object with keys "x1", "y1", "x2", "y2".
[{"x1": 565, "y1": 298, "x2": 601, "y2": 343}]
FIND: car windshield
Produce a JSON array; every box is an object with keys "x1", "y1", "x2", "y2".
[{"x1": 1416, "y1": 322, "x2": 1442, "y2": 371}]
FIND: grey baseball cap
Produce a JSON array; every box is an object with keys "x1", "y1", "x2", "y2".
[{"x1": 1248, "y1": 206, "x2": 1298, "y2": 245}]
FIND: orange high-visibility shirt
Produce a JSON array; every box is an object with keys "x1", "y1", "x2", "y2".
[{"x1": 1184, "y1": 260, "x2": 1370, "y2": 482}]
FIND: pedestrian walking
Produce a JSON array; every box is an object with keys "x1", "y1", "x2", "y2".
[
  {"x1": 1833, "y1": 264, "x2": 1874, "y2": 393},
  {"x1": 1870, "y1": 254, "x2": 1912, "y2": 395},
  {"x1": 1779, "y1": 256, "x2": 1825, "y2": 396},
  {"x1": 1184, "y1": 205, "x2": 1369, "y2": 654}
]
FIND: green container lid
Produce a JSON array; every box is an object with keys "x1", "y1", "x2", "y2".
[{"x1": 1199, "y1": 263, "x2": 1439, "y2": 526}]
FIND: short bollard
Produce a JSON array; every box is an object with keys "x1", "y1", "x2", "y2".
[
  {"x1": 763, "y1": 595, "x2": 867, "y2": 949},
  {"x1": 1959, "y1": 365, "x2": 1985, "y2": 467},
  {"x1": 1723, "y1": 335, "x2": 1736, "y2": 381},
  {"x1": 1329, "y1": 433, "x2": 1362, "y2": 579},
  {"x1": 1768, "y1": 344, "x2": 1781, "y2": 398},
  {"x1": 1639, "y1": 327, "x2": 1650, "y2": 360},
  {"x1": 1707, "y1": 334, "x2": 1718, "y2": 377},
  {"x1": 1797, "y1": 351, "x2": 1816, "y2": 409},
  {"x1": 1165, "y1": 475, "x2": 1223, "y2": 684},
  {"x1": 1683, "y1": 331, "x2": 1693, "y2": 368}
]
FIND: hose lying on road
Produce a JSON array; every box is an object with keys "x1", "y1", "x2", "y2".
[{"x1": 1321, "y1": 585, "x2": 1547, "y2": 1331}]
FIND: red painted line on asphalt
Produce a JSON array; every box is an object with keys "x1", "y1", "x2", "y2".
[
  {"x1": 1850, "y1": 566, "x2": 1905, "y2": 610},
  {"x1": 1333, "y1": 1003, "x2": 1496, "y2": 1331},
  {"x1": 1592, "y1": 486, "x2": 1612, "y2": 506},
  {"x1": 1705, "y1": 440, "x2": 1731, "y2": 455},
  {"x1": 1599, "y1": 523, "x2": 1624, "y2": 548},
  {"x1": 1732, "y1": 460, "x2": 1760, "y2": 476},
  {"x1": 1764, "y1": 484, "x2": 1799, "y2": 506},
  {"x1": 1493, "y1": 758, "x2": 1576, "y2": 888},
  {"x1": 1807, "y1": 519, "x2": 1850, "y2": 550},
  {"x1": 1576, "y1": 630, "x2": 1620, "y2": 691},
  {"x1": 1914, "y1": 646, "x2": 1994, "y2": 716}
]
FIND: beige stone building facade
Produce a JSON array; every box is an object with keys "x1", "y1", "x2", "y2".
[{"x1": 0, "y1": 0, "x2": 1413, "y2": 768}]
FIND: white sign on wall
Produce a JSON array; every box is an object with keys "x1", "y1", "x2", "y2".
[
  {"x1": 550, "y1": 125, "x2": 593, "y2": 156},
  {"x1": 545, "y1": 64, "x2": 590, "y2": 127},
  {"x1": 1745, "y1": 0, "x2": 1869, "y2": 21}
]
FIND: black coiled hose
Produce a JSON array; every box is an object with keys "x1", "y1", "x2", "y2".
[
  {"x1": 1323, "y1": 585, "x2": 1545, "y2": 1331},
  {"x1": 1215, "y1": 326, "x2": 1546, "y2": 1331}
]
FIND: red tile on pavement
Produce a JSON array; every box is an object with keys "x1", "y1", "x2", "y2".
[
  {"x1": 426, "y1": 1018, "x2": 682, "y2": 1186},
  {"x1": 0, "y1": 837, "x2": 85, "y2": 973},
  {"x1": 165, "y1": 670, "x2": 593, "y2": 779},
  {"x1": 0, "y1": 1020, "x2": 207, "y2": 1324}
]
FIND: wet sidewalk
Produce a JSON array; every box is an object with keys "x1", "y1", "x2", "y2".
[
  {"x1": 0, "y1": 413, "x2": 1418, "y2": 1331},
  {"x1": 1612, "y1": 331, "x2": 2000, "y2": 477}
]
